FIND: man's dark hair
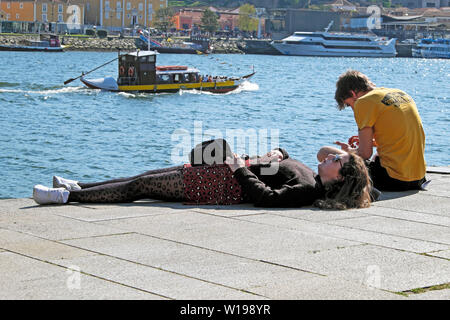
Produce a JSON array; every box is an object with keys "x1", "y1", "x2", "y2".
[{"x1": 335, "y1": 70, "x2": 375, "y2": 110}]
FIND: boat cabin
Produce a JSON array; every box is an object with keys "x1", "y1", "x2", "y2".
[{"x1": 117, "y1": 50, "x2": 200, "y2": 86}]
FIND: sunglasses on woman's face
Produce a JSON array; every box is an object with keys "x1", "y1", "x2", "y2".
[{"x1": 333, "y1": 154, "x2": 343, "y2": 168}]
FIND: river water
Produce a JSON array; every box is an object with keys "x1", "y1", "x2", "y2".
[{"x1": 0, "y1": 50, "x2": 448, "y2": 198}]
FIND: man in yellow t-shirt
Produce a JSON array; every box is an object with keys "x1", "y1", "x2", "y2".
[{"x1": 333, "y1": 70, "x2": 426, "y2": 191}]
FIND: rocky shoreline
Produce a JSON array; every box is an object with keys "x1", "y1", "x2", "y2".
[{"x1": 0, "y1": 34, "x2": 245, "y2": 53}]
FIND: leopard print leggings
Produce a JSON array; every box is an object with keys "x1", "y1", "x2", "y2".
[{"x1": 68, "y1": 168, "x2": 184, "y2": 203}]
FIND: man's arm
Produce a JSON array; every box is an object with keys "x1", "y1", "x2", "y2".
[{"x1": 357, "y1": 126, "x2": 374, "y2": 160}]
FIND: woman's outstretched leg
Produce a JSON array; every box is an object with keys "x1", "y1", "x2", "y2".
[
  {"x1": 54, "y1": 165, "x2": 184, "y2": 190},
  {"x1": 67, "y1": 168, "x2": 184, "y2": 203}
]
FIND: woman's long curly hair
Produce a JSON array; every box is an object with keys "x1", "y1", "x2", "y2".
[{"x1": 314, "y1": 152, "x2": 372, "y2": 210}]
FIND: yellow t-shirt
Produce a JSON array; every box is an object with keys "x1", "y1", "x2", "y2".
[{"x1": 354, "y1": 87, "x2": 426, "y2": 181}]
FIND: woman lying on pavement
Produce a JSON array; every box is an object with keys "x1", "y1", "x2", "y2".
[{"x1": 32, "y1": 139, "x2": 372, "y2": 210}]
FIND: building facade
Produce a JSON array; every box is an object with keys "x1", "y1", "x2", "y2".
[
  {"x1": 0, "y1": 0, "x2": 85, "y2": 25},
  {"x1": 173, "y1": 8, "x2": 241, "y2": 32},
  {"x1": 84, "y1": 0, "x2": 168, "y2": 29},
  {"x1": 0, "y1": 0, "x2": 35, "y2": 22},
  {"x1": 0, "y1": 0, "x2": 167, "y2": 30},
  {"x1": 390, "y1": 0, "x2": 449, "y2": 8}
]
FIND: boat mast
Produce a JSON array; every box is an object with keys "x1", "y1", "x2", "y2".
[{"x1": 148, "y1": 27, "x2": 151, "y2": 51}]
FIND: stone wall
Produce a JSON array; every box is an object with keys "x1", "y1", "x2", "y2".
[{"x1": 0, "y1": 34, "x2": 245, "y2": 53}]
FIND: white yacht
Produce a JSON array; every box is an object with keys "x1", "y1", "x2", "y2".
[
  {"x1": 271, "y1": 22, "x2": 397, "y2": 58},
  {"x1": 412, "y1": 38, "x2": 450, "y2": 59}
]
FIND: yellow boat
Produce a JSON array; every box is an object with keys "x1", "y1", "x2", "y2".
[{"x1": 80, "y1": 50, "x2": 255, "y2": 94}]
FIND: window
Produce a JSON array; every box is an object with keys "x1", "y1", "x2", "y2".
[
  {"x1": 58, "y1": 4, "x2": 63, "y2": 13},
  {"x1": 7, "y1": 3, "x2": 10, "y2": 9},
  {"x1": 58, "y1": 14, "x2": 63, "y2": 22},
  {"x1": 6, "y1": 13, "x2": 10, "y2": 20},
  {"x1": 127, "y1": 2, "x2": 131, "y2": 10},
  {"x1": 116, "y1": 12, "x2": 121, "y2": 19},
  {"x1": 105, "y1": 1, "x2": 110, "y2": 10},
  {"x1": 42, "y1": 4, "x2": 47, "y2": 13},
  {"x1": 139, "y1": 3, "x2": 143, "y2": 11},
  {"x1": 16, "y1": 13, "x2": 20, "y2": 19},
  {"x1": 20, "y1": 2, "x2": 24, "y2": 9},
  {"x1": 42, "y1": 13, "x2": 47, "y2": 22},
  {"x1": 158, "y1": 74, "x2": 170, "y2": 83},
  {"x1": 105, "y1": 12, "x2": 109, "y2": 19}
]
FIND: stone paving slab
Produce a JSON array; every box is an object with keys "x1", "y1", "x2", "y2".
[
  {"x1": 0, "y1": 209, "x2": 123, "y2": 241},
  {"x1": 237, "y1": 213, "x2": 450, "y2": 254},
  {"x1": 0, "y1": 251, "x2": 161, "y2": 299},
  {"x1": 52, "y1": 254, "x2": 264, "y2": 300},
  {"x1": 328, "y1": 216, "x2": 450, "y2": 245},
  {"x1": 272, "y1": 244, "x2": 450, "y2": 292},
  {"x1": 61, "y1": 233, "x2": 321, "y2": 292},
  {"x1": 53, "y1": 201, "x2": 189, "y2": 222},
  {"x1": 95, "y1": 212, "x2": 359, "y2": 265},
  {"x1": 0, "y1": 169, "x2": 449, "y2": 299}
]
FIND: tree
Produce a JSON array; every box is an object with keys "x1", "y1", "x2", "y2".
[
  {"x1": 238, "y1": 4, "x2": 258, "y2": 32},
  {"x1": 154, "y1": 7, "x2": 175, "y2": 33},
  {"x1": 201, "y1": 8, "x2": 219, "y2": 34}
]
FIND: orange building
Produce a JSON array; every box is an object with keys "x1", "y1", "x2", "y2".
[
  {"x1": 173, "y1": 7, "x2": 240, "y2": 31},
  {"x1": 34, "y1": 0, "x2": 84, "y2": 24},
  {"x1": 0, "y1": 1, "x2": 85, "y2": 24},
  {"x1": 0, "y1": 0, "x2": 35, "y2": 22}
]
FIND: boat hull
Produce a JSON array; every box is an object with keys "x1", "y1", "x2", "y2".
[
  {"x1": 271, "y1": 43, "x2": 396, "y2": 57},
  {"x1": 81, "y1": 75, "x2": 254, "y2": 94},
  {"x1": 0, "y1": 45, "x2": 63, "y2": 52}
]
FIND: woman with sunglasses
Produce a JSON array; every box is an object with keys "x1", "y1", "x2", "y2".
[
  {"x1": 32, "y1": 142, "x2": 372, "y2": 210},
  {"x1": 226, "y1": 150, "x2": 372, "y2": 209}
]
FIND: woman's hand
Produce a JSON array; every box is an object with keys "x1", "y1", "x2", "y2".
[
  {"x1": 334, "y1": 140, "x2": 351, "y2": 152},
  {"x1": 249, "y1": 149, "x2": 283, "y2": 165},
  {"x1": 260, "y1": 150, "x2": 283, "y2": 164},
  {"x1": 225, "y1": 153, "x2": 246, "y2": 173}
]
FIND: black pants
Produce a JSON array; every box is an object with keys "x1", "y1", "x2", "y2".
[{"x1": 366, "y1": 157, "x2": 425, "y2": 191}]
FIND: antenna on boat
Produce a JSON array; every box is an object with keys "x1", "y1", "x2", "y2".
[{"x1": 324, "y1": 21, "x2": 334, "y2": 32}]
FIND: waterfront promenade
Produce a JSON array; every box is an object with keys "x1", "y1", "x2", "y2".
[{"x1": 1, "y1": 168, "x2": 449, "y2": 300}]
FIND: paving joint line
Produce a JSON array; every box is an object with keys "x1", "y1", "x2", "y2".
[
  {"x1": 1, "y1": 248, "x2": 174, "y2": 300},
  {"x1": 1, "y1": 228, "x2": 268, "y2": 299},
  {"x1": 236, "y1": 212, "x2": 450, "y2": 254},
  {"x1": 372, "y1": 203, "x2": 450, "y2": 219},
  {"x1": 56, "y1": 240, "x2": 269, "y2": 299},
  {"x1": 325, "y1": 210, "x2": 450, "y2": 228}
]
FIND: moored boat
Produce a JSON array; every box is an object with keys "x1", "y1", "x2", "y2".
[
  {"x1": 0, "y1": 34, "x2": 63, "y2": 52},
  {"x1": 412, "y1": 38, "x2": 450, "y2": 59},
  {"x1": 135, "y1": 30, "x2": 210, "y2": 54},
  {"x1": 271, "y1": 22, "x2": 396, "y2": 58},
  {"x1": 76, "y1": 50, "x2": 254, "y2": 94}
]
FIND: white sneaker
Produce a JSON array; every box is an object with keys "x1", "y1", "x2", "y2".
[
  {"x1": 33, "y1": 185, "x2": 69, "y2": 205},
  {"x1": 53, "y1": 176, "x2": 81, "y2": 191}
]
